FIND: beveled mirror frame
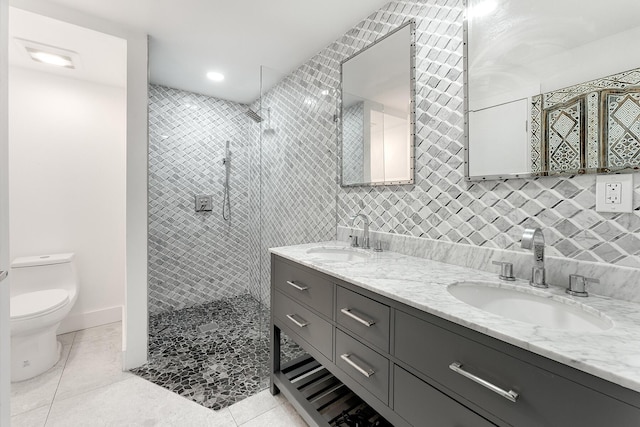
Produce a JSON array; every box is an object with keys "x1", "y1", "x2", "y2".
[{"x1": 338, "y1": 20, "x2": 416, "y2": 187}]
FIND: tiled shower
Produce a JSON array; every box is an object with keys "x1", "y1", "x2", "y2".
[
  {"x1": 141, "y1": 0, "x2": 640, "y2": 413},
  {"x1": 148, "y1": 85, "x2": 253, "y2": 313}
]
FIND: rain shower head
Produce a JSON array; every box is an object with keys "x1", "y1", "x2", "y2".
[{"x1": 245, "y1": 109, "x2": 263, "y2": 123}]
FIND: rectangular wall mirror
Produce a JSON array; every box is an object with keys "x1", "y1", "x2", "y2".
[
  {"x1": 465, "y1": 0, "x2": 640, "y2": 181},
  {"x1": 340, "y1": 20, "x2": 415, "y2": 187}
]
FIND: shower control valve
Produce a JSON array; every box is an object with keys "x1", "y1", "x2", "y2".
[{"x1": 195, "y1": 195, "x2": 213, "y2": 212}]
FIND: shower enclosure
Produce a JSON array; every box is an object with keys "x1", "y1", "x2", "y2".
[{"x1": 137, "y1": 65, "x2": 319, "y2": 410}]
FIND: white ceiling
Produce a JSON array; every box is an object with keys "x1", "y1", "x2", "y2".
[
  {"x1": 35, "y1": 0, "x2": 391, "y2": 104},
  {"x1": 8, "y1": 7, "x2": 127, "y2": 88}
]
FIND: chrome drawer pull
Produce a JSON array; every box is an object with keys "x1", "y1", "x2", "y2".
[
  {"x1": 449, "y1": 362, "x2": 519, "y2": 403},
  {"x1": 340, "y1": 353, "x2": 375, "y2": 378},
  {"x1": 286, "y1": 280, "x2": 308, "y2": 291},
  {"x1": 286, "y1": 314, "x2": 308, "y2": 328},
  {"x1": 340, "y1": 308, "x2": 375, "y2": 327}
]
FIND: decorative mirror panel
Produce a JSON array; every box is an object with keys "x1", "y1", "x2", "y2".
[
  {"x1": 465, "y1": 0, "x2": 640, "y2": 181},
  {"x1": 340, "y1": 21, "x2": 415, "y2": 187}
]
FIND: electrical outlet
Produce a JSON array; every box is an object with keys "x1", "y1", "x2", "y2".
[
  {"x1": 194, "y1": 195, "x2": 212, "y2": 212},
  {"x1": 605, "y1": 182, "x2": 621, "y2": 204},
  {"x1": 596, "y1": 174, "x2": 633, "y2": 213}
]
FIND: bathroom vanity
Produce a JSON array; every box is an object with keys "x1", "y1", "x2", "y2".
[{"x1": 270, "y1": 243, "x2": 640, "y2": 427}]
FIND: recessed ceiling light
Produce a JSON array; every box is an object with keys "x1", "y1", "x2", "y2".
[
  {"x1": 27, "y1": 48, "x2": 74, "y2": 68},
  {"x1": 14, "y1": 38, "x2": 80, "y2": 70},
  {"x1": 207, "y1": 71, "x2": 225, "y2": 82}
]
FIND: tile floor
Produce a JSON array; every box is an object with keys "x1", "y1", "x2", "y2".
[
  {"x1": 10, "y1": 322, "x2": 308, "y2": 427},
  {"x1": 132, "y1": 294, "x2": 305, "y2": 411}
]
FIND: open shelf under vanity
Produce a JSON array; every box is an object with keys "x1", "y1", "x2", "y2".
[{"x1": 274, "y1": 355, "x2": 392, "y2": 427}]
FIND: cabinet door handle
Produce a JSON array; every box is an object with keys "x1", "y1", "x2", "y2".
[
  {"x1": 286, "y1": 314, "x2": 308, "y2": 328},
  {"x1": 340, "y1": 353, "x2": 375, "y2": 378},
  {"x1": 340, "y1": 308, "x2": 375, "y2": 327},
  {"x1": 449, "y1": 362, "x2": 519, "y2": 403},
  {"x1": 0, "y1": 271, "x2": 7, "y2": 282},
  {"x1": 286, "y1": 280, "x2": 308, "y2": 291}
]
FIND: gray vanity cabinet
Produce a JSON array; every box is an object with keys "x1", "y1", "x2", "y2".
[
  {"x1": 336, "y1": 286, "x2": 390, "y2": 352},
  {"x1": 395, "y1": 309, "x2": 640, "y2": 427},
  {"x1": 270, "y1": 255, "x2": 640, "y2": 427},
  {"x1": 273, "y1": 257, "x2": 333, "y2": 317},
  {"x1": 335, "y1": 328, "x2": 390, "y2": 404},
  {"x1": 272, "y1": 291, "x2": 333, "y2": 360},
  {"x1": 394, "y1": 365, "x2": 496, "y2": 427}
]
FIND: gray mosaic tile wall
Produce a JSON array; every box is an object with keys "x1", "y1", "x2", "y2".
[
  {"x1": 148, "y1": 85, "x2": 253, "y2": 314},
  {"x1": 246, "y1": 110, "x2": 263, "y2": 303},
  {"x1": 342, "y1": 102, "x2": 365, "y2": 185},
  {"x1": 255, "y1": 0, "x2": 639, "y2": 298},
  {"x1": 248, "y1": 70, "x2": 339, "y2": 304},
  {"x1": 334, "y1": 0, "x2": 640, "y2": 269},
  {"x1": 150, "y1": 0, "x2": 639, "y2": 312}
]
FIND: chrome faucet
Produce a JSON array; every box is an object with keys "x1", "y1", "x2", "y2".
[
  {"x1": 350, "y1": 213, "x2": 370, "y2": 249},
  {"x1": 566, "y1": 274, "x2": 599, "y2": 297},
  {"x1": 521, "y1": 228, "x2": 547, "y2": 288}
]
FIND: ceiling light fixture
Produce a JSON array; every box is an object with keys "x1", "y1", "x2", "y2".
[
  {"x1": 207, "y1": 71, "x2": 225, "y2": 82},
  {"x1": 14, "y1": 38, "x2": 80, "y2": 70},
  {"x1": 27, "y1": 49, "x2": 74, "y2": 68}
]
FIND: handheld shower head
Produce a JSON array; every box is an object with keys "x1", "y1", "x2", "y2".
[{"x1": 222, "y1": 141, "x2": 231, "y2": 165}]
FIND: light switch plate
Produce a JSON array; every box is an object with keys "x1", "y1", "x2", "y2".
[{"x1": 595, "y1": 174, "x2": 633, "y2": 213}]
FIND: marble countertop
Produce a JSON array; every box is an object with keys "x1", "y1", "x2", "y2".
[{"x1": 270, "y1": 241, "x2": 640, "y2": 394}]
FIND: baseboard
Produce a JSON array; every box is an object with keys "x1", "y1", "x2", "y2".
[{"x1": 57, "y1": 305, "x2": 123, "y2": 334}]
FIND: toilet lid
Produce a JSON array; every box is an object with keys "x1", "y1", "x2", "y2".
[{"x1": 10, "y1": 289, "x2": 70, "y2": 320}]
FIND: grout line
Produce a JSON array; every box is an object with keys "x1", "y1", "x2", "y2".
[
  {"x1": 43, "y1": 332, "x2": 76, "y2": 426},
  {"x1": 228, "y1": 391, "x2": 290, "y2": 426},
  {"x1": 227, "y1": 409, "x2": 240, "y2": 427}
]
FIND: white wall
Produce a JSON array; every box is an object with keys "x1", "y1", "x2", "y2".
[
  {"x1": 9, "y1": 67, "x2": 126, "y2": 332},
  {"x1": 1, "y1": 0, "x2": 11, "y2": 423},
  {"x1": 8, "y1": 0, "x2": 148, "y2": 370}
]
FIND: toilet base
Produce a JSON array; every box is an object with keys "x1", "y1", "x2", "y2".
[{"x1": 11, "y1": 323, "x2": 62, "y2": 382}]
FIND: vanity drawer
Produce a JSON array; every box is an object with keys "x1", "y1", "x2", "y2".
[
  {"x1": 273, "y1": 290, "x2": 333, "y2": 360},
  {"x1": 273, "y1": 257, "x2": 333, "y2": 318},
  {"x1": 395, "y1": 309, "x2": 640, "y2": 427},
  {"x1": 337, "y1": 286, "x2": 390, "y2": 352},
  {"x1": 335, "y1": 329, "x2": 389, "y2": 405},
  {"x1": 394, "y1": 365, "x2": 496, "y2": 427}
]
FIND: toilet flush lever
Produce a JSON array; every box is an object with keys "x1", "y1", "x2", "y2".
[{"x1": 0, "y1": 270, "x2": 8, "y2": 282}]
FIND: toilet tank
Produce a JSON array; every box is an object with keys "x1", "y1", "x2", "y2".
[{"x1": 10, "y1": 253, "x2": 78, "y2": 298}]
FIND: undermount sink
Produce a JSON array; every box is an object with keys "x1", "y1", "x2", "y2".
[
  {"x1": 447, "y1": 281, "x2": 613, "y2": 332},
  {"x1": 305, "y1": 246, "x2": 371, "y2": 261}
]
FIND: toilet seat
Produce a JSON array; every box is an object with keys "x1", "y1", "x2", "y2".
[{"x1": 10, "y1": 289, "x2": 70, "y2": 321}]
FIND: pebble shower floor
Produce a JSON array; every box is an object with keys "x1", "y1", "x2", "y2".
[{"x1": 132, "y1": 293, "x2": 304, "y2": 410}]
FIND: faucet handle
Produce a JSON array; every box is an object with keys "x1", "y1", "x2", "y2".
[
  {"x1": 492, "y1": 260, "x2": 515, "y2": 281},
  {"x1": 566, "y1": 275, "x2": 599, "y2": 297},
  {"x1": 349, "y1": 235, "x2": 359, "y2": 248}
]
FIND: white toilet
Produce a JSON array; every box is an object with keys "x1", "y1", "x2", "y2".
[{"x1": 9, "y1": 253, "x2": 78, "y2": 382}]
